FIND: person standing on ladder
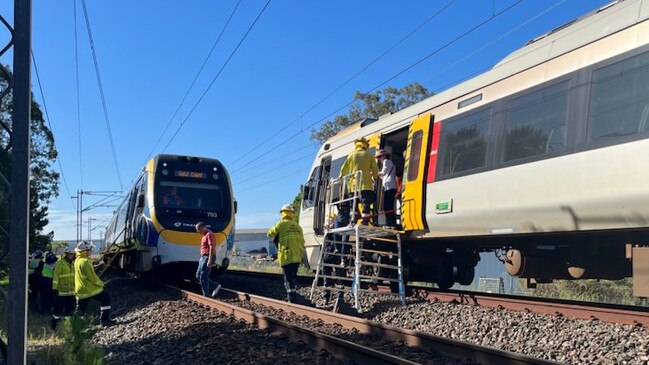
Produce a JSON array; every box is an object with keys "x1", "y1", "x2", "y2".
[
  {"x1": 339, "y1": 137, "x2": 378, "y2": 225},
  {"x1": 268, "y1": 204, "x2": 305, "y2": 303},
  {"x1": 52, "y1": 245, "x2": 76, "y2": 330}
]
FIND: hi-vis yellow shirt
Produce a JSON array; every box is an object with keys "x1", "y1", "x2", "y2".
[
  {"x1": 268, "y1": 217, "x2": 305, "y2": 267},
  {"x1": 53, "y1": 260, "x2": 75, "y2": 297},
  {"x1": 339, "y1": 146, "x2": 378, "y2": 192},
  {"x1": 74, "y1": 254, "x2": 104, "y2": 299}
]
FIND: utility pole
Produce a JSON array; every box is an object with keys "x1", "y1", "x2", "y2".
[
  {"x1": 76, "y1": 189, "x2": 83, "y2": 243},
  {"x1": 87, "y1": 217, "x2": 97, "y2": 242},
  {"x1": 8, "y1": 1, "x2": 32, "y2": 364}
]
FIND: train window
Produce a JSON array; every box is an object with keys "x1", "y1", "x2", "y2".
[
  {"x1": 407, "y1": 131, "x2": 423, "y2": 181},
  {"x1": 504, "y1": 81, "x2": 569, "y2": 161},
  {"x1": 302, "y1": 166, "x2": 321, "y2": 209},
  {"x1": 588, "y1": 51, "x2": 649, "y2": 144},
  {"x1": 441, "y1": 108, "x2": 490, "y2": 175}
]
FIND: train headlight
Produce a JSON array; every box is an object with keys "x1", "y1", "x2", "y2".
[{"x1": 162, "y1": 169, "x2": 169, "y2": 176}]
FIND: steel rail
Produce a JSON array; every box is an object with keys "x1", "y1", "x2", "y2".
[
  {"x1": 171, "y1": 285, "x2": 420, "y2": 365},
  {"x1": 225, "y1": 270, "x2": 649, "y2": 327},
  {"x1": 216, "y1": 287, "x2": 557, "y2": 365},
  {"x1": 410, "y1": 287, "x2": 649, "y2": 327}
]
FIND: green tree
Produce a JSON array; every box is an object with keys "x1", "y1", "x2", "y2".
[
  {"x1": 310, "y1": 82, "x2": 433, "y2": 144},
  {"x1": 291, "y1": 185, "x2": 303, "y2": 224},
  {"x1": 0, "y1": 66, "x2": 60, "y2": 268}
]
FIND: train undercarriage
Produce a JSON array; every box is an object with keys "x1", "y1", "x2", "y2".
[{"x1": 362, "y1": 228, "x2": 649, "y2": 295}]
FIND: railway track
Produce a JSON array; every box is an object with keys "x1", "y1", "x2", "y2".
[
  {"x1": 171, "y1": 283, "x2": 557, "y2": 365},
  {"x1": 224, "y1": 269, "x2": 649, "y2": 327}
]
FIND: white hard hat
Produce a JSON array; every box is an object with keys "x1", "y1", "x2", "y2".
[
  {"x1": 280, "y1": 204, "x2": 294, "y2": 213},
  {"x1": 75, "y1": 241, "x2": 93, "y2": 252},
  {"x1": 61, "y1": 243, "x2": 75, "y2": 254}
]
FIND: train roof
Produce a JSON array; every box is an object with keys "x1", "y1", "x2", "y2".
[{"x1": 323, "y1": 0, "x2": 649, "y2": 151}]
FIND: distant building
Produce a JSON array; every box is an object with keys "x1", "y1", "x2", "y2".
[{"x1": 234, "y1": 229, "x2": 276, "y2": 257}]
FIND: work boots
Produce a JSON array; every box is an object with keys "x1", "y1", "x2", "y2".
[{"x1": 100, "y1": 309, "x2": 115, "y2": 327}]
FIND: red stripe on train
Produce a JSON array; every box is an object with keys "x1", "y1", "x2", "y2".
[{"x1": 426, "y1": 121, "x2": 441, "y2": 183}]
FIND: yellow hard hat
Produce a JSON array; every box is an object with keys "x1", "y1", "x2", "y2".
[
  {"x1": 280, "y1": 204, "x2": 294, "y2": 213},
  {"x1": 354, "y1": 137, "x2": 369, "y2": 148}
]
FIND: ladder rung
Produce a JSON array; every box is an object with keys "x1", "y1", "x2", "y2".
[
  {"x1": 318, "y1": 263, "x2": 348, "y2": 269},
  {"x1": 324, "y1": 253, "x2": 355, "y2": 258},
  {"x1": 358, "y1": 275, "x2": 400, "y2": 283},
  {"x1": 321, "y1": 287, "x2": 349, "y2": 293},
  {"x1": 358, "y1": 261, "x2": 402, "y2": 269},
  {"x1": 316, "y1": 275, "x2": 353, "y2": 281},
  {"x1": 359, "y1": 248, "x2": 397, "y2": 255},
  {"x1": 324, "y1": 240, "x2": 354, "y2": 245},
  {"x1": 356, "y1": 288, "x2": 403, "y2": 295}
]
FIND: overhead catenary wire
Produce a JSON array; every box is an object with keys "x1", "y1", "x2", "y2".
[
  {"x1": 231, "y1": 143, "x2": 315, "y2": 176},
  {"x1": 31, "y1": 51, "x2": 76, "y2": 211},
  {"x1": 144, "y1": 0, "x2": 243, "y2": 162},
  {"x1": 160, "y1": 0, "x2": 273, "y2": 153},
  {"x1": 229, "y1": 0, "x2": 458, "y2": 169},
  {"x1": 233, "y1": 153, "x2": 314, "y2": 186},
  {"x1": 241, "y1": 0, "x2": 583, "y2": 195},
  {"x1": 231, "y1": 0, "x2": 526, "y2": 176},
  {"x1": 235, "y1": 169, "x2": 305, "y2": 194},
  {"x1": 79, "y1": 0, "x2": 124, "y2": 190}
]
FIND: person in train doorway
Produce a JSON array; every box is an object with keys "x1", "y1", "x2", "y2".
[
  {"x1": 163, "y1": 186, "x2": 184, "y2": 207},
  {"x1": 376, "y1": 149, "x2": 398, "y2": 228},
  {"x1": 74, "y1": 242, "x2": 115, "y2": 327},
  {"x1": 28, "y1": 250, "x2": 44, "y2": 312},
  {"x1": 51, "y1": 245, "x2": 76, "y2": 330},
  {"x1": 339, "y1": 137, "x2": 379, "y2": 225},
  {"x1": 195, "y1": 222, "x2": 221, "y2": 298},
  {"x1": 39, "y1": 252, "x2": 58, "y2": 314},
  {"x1": 268, "y1": 204, "x2": 305, "y2": 303}
]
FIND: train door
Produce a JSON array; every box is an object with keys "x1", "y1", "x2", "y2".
[
  {"x1": 313, "y1": 156, "x2": 331, "y2": 235},
  {"x1": 402, "y1": 113, "x2": 434, "y2": 232},
  {"x1": 379, "y1": 128, "x2": 409, "y2": 227}
]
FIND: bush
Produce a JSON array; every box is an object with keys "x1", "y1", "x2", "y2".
[{"x1": 45, "y1": 315, "x2": 103, "y2": 365}]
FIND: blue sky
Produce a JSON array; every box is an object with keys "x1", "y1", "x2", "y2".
[{"x1": 19, "y1": 0, "x2": 611, "y2": 240}]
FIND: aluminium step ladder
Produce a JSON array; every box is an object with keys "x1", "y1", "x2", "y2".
[{"x1": 309, "y1": 172, "x2": 406, "y2": 312}]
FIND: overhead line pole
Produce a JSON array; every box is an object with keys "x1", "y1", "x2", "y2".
[{"x1": 8, "y1": 1, "x2": 32, "y2": 364}]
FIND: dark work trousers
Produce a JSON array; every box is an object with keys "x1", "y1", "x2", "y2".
[
  {"x1": 360, "y1": 190, "x2": 376, "y2": 225},
  {"x1": 383, "y1": 188, "x2": 397, "y2": 227},
  {"x1": 77, "y1": 290, "x2": 112, "y2": 325},
  {"x1": 28, "y1": 274, "x2": 40, "y2": 310},
  {"x1": 52, "y1": 295, "x2": 76, "y2": 330},
  {"x1": 39, "y1": 277, "x2": 54, "y2": 314},
  {"x1": 282, "y1": 263, "x2": 300, "y2": 303}
]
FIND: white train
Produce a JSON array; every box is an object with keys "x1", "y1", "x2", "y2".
[{"x1": 299, "y1": 0, "x2": 649, "y2": 296}]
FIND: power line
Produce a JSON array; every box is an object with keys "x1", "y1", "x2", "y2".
[
  {"x1": 31, "y1": 51, "x2": 76, "y2": 211},
  {"x1": 79, "y1": 0, "x2": 124, "y2": 190},
  {"x1": 144, "y1": 0, "x2": 243, "y2": 162},
  {"x1": 233, "y1": 153, "x2": 314, "y2": 186},
  {"x1": 160, "y1": 0, "x2": 272, "y2": 153},
  {"x1": 230, "y1": 0, "x2": 525, "y2": 175},
  {"x1": 235, "y1": 168, "x2": 305, "y2": 194},
  {"x1": 229, "y1": 0, "x2": 458, "y2": 169},
  {"x1": 73, "y1": 0, "x2": 83, "y2": 189},
  {"x1": 231, "y1": 143, "x2": 315, "y2": 176}
]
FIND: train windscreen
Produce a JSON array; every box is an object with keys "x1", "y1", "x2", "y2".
[{"x1": 154, "y1": 158, "x2": 231, "y2": 232}]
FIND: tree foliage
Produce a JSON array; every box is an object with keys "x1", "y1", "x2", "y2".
[
  {"x1": 0, "y1": 66, "x2": 60, "y2": 269},
  {"x1": 310, "y1": 82, "x2": 433, "y2": 144},
  {"x1": 291, "y1": 185, "x2": 303, "y2": 224}
]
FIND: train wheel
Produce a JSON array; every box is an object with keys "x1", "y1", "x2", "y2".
[
  {"x1": 456, "y1": 265, "x2": 475, "y2": 286},
  {"x1": 435, "y1": 264, "x2": 454, "y2": 290}
]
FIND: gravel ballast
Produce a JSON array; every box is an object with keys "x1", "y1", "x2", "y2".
[
  {"x1": 220, "y1": 271, "x2": 649, "y2": 365},
  {"x1": 93, "y1": 278, "x2": 347, "y2": 365}
]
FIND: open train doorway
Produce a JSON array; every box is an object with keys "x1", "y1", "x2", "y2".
[{"x1": 378, "y1": 127, "x2": 408, "y2": 228}]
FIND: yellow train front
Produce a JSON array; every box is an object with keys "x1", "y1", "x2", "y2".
[{"x1": 104, "y1": 154, "x2": 235, "y2": 278}]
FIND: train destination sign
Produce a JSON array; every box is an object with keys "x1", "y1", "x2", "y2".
[{"x1": 174, "y1": 170, "x2": 206, "y2": 179}]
